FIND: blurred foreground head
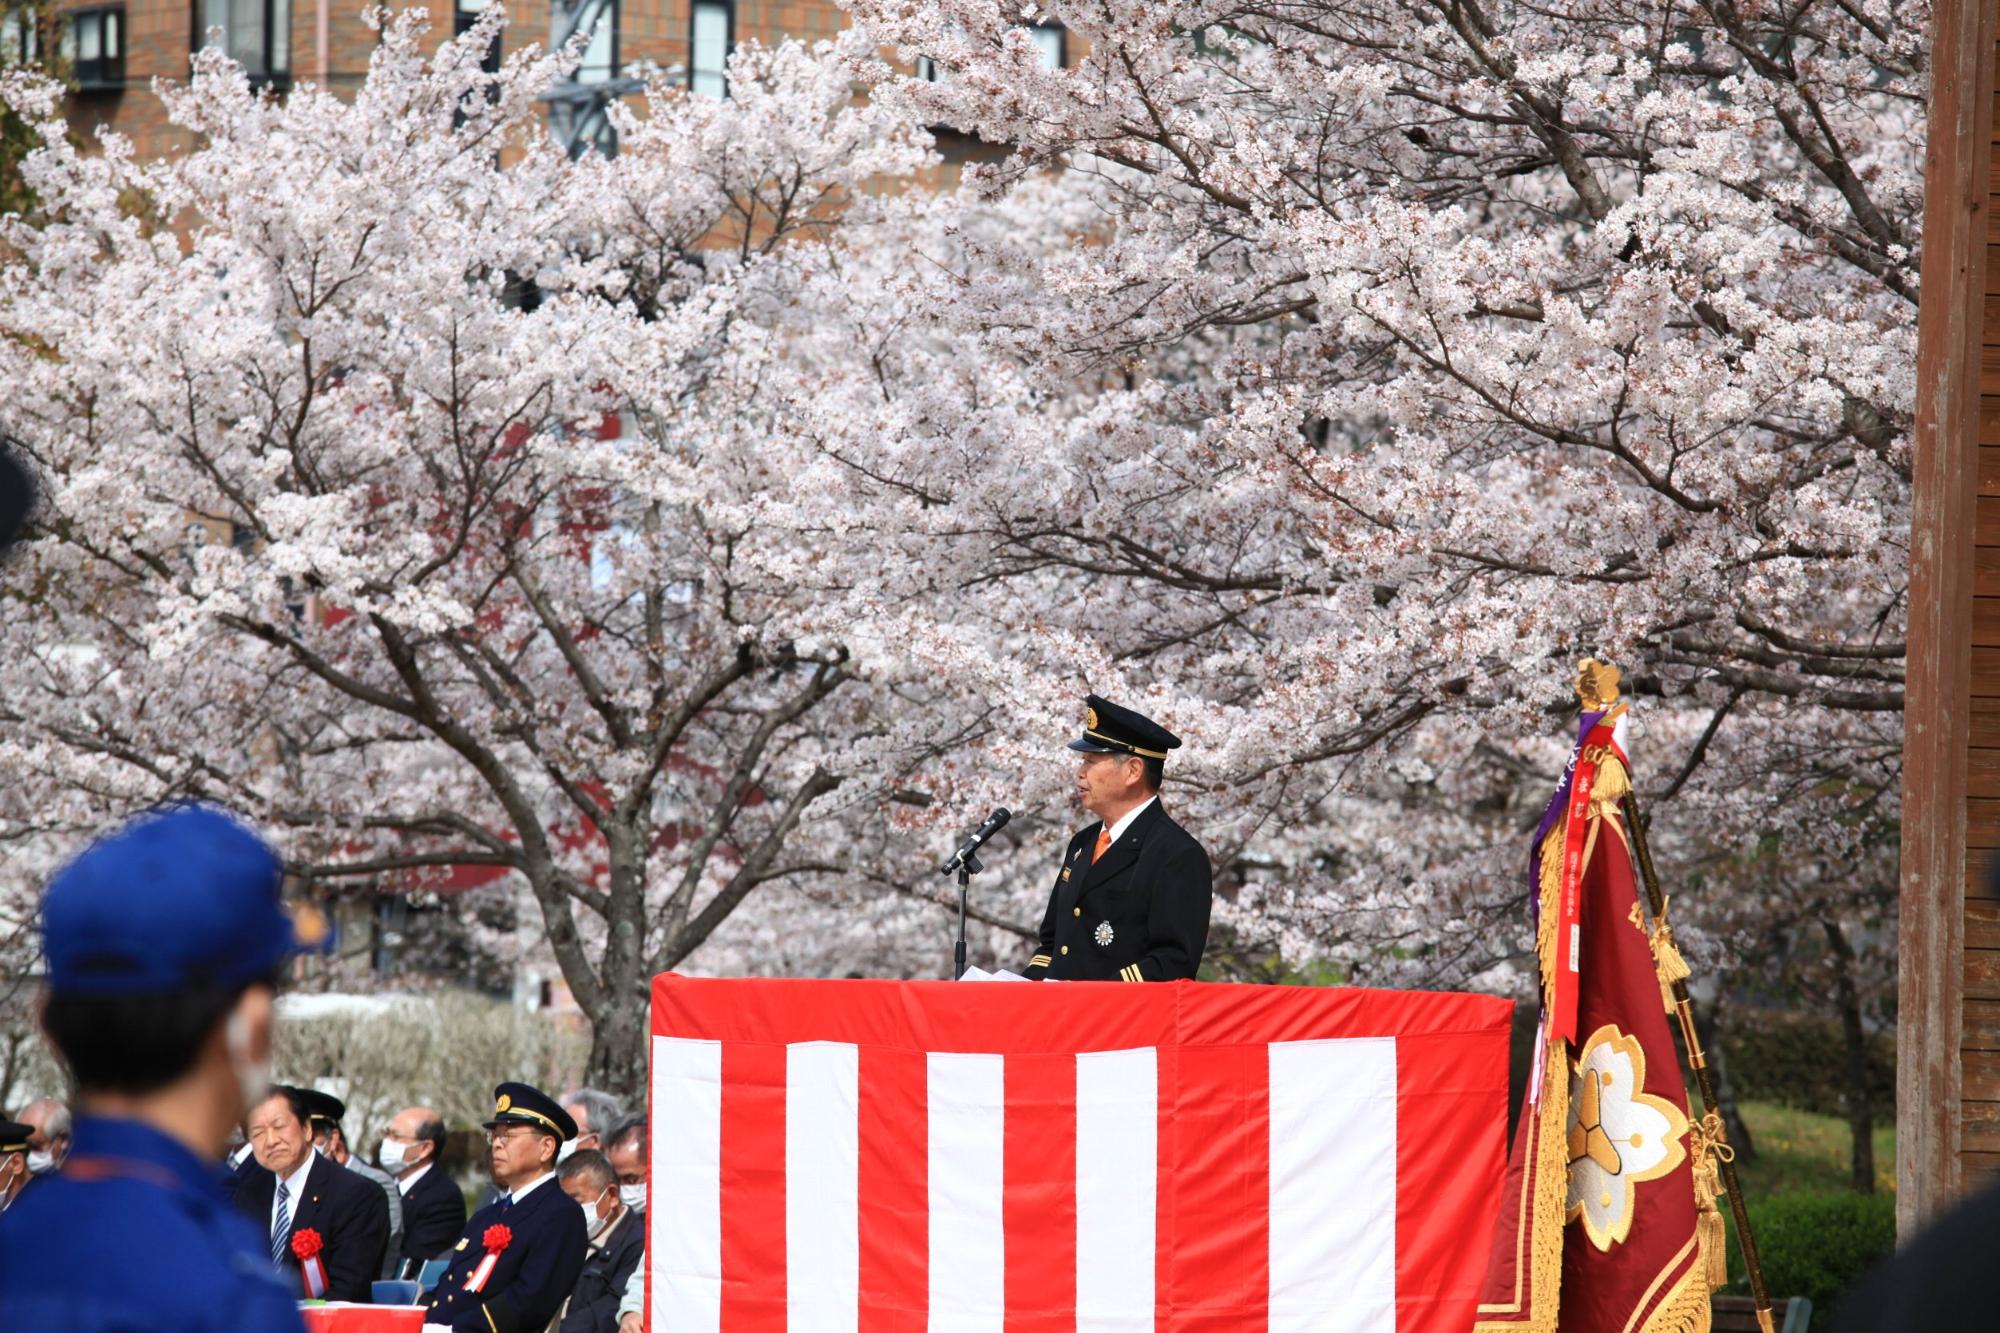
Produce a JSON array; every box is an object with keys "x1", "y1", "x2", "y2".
[{"x1": 39, "y1": 804, "x2": 305, "y2": 1156}]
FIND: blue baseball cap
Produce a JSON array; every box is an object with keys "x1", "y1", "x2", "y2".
[{"x1": 42, "y1": 803, "x2": 307, "y2": 995}]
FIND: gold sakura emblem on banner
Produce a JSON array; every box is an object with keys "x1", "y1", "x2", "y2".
[{"x1": 1564, "y1": 1024, "x2": 1688, "y2": 1250}]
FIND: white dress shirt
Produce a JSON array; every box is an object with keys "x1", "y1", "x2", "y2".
[
  {"x1": 397, "y1": 1161, "x2": 432, "y2": 1197},
  {"x1": 1102, "y1": 795, "x2": 1157, "y2": 848},
  {"x1": 505, "y1": 1168, "x2": 556, "y2": 1207},
  {"x1": 271, "y1": 1148, "x2": 318, "y2": 1235}
]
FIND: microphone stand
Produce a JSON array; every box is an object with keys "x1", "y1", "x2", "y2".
[{"x1": 953, "y1": 850, "x2": 982, "y2": 979}]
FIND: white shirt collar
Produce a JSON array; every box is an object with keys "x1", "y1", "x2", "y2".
[
  {"x1": 280, "y1": 1148, "x2": 318, "y2": 1197},
  {"x1": 397, "y1": 1161, "x2": 432, "y2": 1196},
  {"x1": 270, "y1": 1147, "x2": 318, "y2": 1233},
  {"x1": 507, "y1": 1168, "x2": 556, "y2": 1205},
  {"x1": 1104, "y1": 796, "x2": 1157, "y2": 847}
]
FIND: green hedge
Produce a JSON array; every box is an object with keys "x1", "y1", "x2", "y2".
[
  {"x1": 1715, "y1": 1009, "x2": 1893, "y2": 1120},
  {"x1": 1725, "y1": 1191, "x2": 1895, "y2": 1329}
]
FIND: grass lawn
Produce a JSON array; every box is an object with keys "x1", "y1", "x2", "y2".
[
  {"x1": 1731, "y1": 1100, "x2": 1896, "y2": 1200},
  {"x1": 1717, "y1": 1101, "x2": 1897, "y2": 1327}
]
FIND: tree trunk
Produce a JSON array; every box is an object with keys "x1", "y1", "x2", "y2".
[
  {"x1": 583, "y1": 987, "x2": 651, "y2": 1104},
  {"x1": 1822, "y1": 916, "x2": 1876, "y2": 1192},
  {"x1": 1691, "y1": 986, "x2": 1755, "y2": 1163}
]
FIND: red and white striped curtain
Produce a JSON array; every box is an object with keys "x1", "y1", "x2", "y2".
[{"x1": 646, "y1": 976, "x2": 1511, "y2": 1331}]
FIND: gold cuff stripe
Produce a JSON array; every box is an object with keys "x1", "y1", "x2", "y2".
[
  {"x1": 1029, "y1": 954, "x2": 1051, "y2": 966},
  {"x1": 483, "y1": 1305, "x2": 500, "y2": 1333},
  {"x1": 1120, "y1": 964, "x2": 1144, "y2": 982},
  {"x1": 1083, "y1": 729, "x2": 1168, "y2": 761}
]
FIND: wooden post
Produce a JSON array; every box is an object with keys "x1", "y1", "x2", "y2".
[{"x1": 1903, "y1": 0, "x2": 1997, "y2": 1236}]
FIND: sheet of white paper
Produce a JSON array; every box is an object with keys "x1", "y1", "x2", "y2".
[{"x1": 956, "y1": 967, "x2": 1030, "y2": 982}]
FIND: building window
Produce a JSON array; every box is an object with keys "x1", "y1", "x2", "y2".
[
  {"x1": 456, "y1": 0, "x2": 499, "y2": 75},
  {"x1": 66, "y1": 7, "x2": 124, "y2": 91},
  {"x1": 689, "y1": 0, "x2": 729, "y2": 98},
  {"x1": 1, "y1": 5, "x2": 42, "y2": 65},
  {"x1": 196, "y1": 0, "x2": 290, "y2": 82},
  {"x1": 557, "y1": 0, "x2": 614, "y2": 86},
  {"x1": 919, "y1": 22, "x2": 1063, "y2": 82},
  {"x1": 1027, "y1": 24, "x2": 1063, "y2": 70}
]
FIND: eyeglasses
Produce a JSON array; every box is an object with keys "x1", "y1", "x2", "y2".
[{"x1": 485, "y1": 1127, "x2": 536, "y2": 1147}]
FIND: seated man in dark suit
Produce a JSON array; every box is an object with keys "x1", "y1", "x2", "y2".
[
  {"x1": 425, "y1": 1083, "x2": 587, "y2": 1333},
  {"x1": 379, "y1": 1104, "x2": 466, "y2": 1272},
  {"x1": 236, "y1": 1085, "x2": 390, "y2": 1301},
  {"x1": 554, "y1": 1149, "x2": 644, "y2": 1333}
]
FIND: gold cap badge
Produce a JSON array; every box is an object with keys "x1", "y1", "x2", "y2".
[
  {"x1": 1084, "y1": 706, "x2": 1099, "y2": 730},
  {"x1": 495, "y1": 1094, "x2": 512, "y2": 1113}
]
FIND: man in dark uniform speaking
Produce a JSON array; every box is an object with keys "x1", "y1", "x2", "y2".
[
  {"x1": 1023, "y1": 695, "x2": 1213, "y2": 981},
  {"x1": 425, "y1": 1082, "x2": 588, "y2": 1332}
]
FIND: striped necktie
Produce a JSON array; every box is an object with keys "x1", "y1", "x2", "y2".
[{"x1": 271, "y1": 1180, "x2": 292, "y2": 1264}]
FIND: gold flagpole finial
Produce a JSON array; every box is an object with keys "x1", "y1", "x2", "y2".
[{"x1": 1575, "y1": 658, "x2": 1623, "y2": 712}]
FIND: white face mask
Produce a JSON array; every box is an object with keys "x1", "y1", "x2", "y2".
[
  {"x1": 556, "y1": 1138, "x2": 579, "y2": 1164},
  {"x1": 25, "y1": 1150, "x2": 56, "y2": 1176},
  {"x1": 378, "y1": 1139, "x2": 408, "y2": 1172},
  {"x1": 225, "y1": 1004, "x2": 270, "y2": 1112},
  {"x1": 586, "y1": 1186, "x2": 613, "y2": 1238},
  {"x1": 618, "y1": 1183, "x2": 646, "y2": 1212}
]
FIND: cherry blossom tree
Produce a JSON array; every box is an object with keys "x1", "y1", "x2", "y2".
[
  {"x1": 0, "y1": 0, "x2": 1920, "y2": 1103},
  {"x1": 820, "y1": 0, "x2": 1915, "y2": 996}
]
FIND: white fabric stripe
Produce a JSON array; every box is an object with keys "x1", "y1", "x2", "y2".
[
  {"x1": 926, "y1": 1052, "x2": 1006, "y2": 1333},
  {"x1": 787, "y1": 1041, "x2": 861, "y2": 1332},
  {"x1": 1075, "y1": 1047, "x2": 1157, "y2": 1331},
  {"x1": 651, "y1": 1035, "x2": 723, "y2": 1333},
  {"x1": 1268, "y1": 1037, "x2": 1398, "y2": 1333}
]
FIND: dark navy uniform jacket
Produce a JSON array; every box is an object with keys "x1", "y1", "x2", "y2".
[
  {"x1": 0, "y1": 1114, "x2": 305, "y2": 1333},
  {"x1": 235, "y1": 1150, "x2": 391, "y2": 1301},
  {"x1": 426, "y1": 1171, "x2": 588, "y2": 1333},
  {"x1": 557, "y1": 1205, "x2": 645, "y2": 1333},
  {"x1": 399, "y1": 1162, "x2": 470, "y2": 1267},
  {"x1": 1024, "y1": 799, "x2": 1213, "y2": 981}
]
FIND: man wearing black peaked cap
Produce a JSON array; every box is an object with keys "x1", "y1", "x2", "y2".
[
  {"x1": 1024, "y1": 695, "x2": 1213, "y2": 982},
  {"x1": 425, "y1": 1082, "x2": 588, "y2": 1332}
]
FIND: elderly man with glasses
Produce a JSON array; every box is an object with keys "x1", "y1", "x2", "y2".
[{"x1": 423, "y1": 1083, "x2": 588, "y2": 1333}]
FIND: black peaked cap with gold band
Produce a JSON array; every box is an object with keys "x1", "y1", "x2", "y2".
[
  {"x1": 483, "y1": 1082, "x2": 577, "y2": 1141},
  {"x1": 1066, "y1": 693, "x2": 1182, "y2": 762},
  {"x1": 0, "y1": 1119, "x2": 28, "y2": 1155},
  {"x1": 296, "y1": 1087, "x2": 347, "y2": 1132}
]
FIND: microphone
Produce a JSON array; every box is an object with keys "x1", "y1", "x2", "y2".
[{"x1": 938, "y1": 807, "x2": 1011, "y2": 876}]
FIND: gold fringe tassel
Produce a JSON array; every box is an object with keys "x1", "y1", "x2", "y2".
[
  {"x1": 1688, "y1": 1110, "x2": 1735, "y2": 1291},
  {"x1": 1633, "y1": 1256, "x2": 1715, "y2": 1333}
]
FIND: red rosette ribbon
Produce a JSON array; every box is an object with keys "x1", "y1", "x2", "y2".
[
  {"x1": 466, "y1": 1224, "x2": 513, "y2": 1293},
  {"x1": 290, "y1": 1228, "x2": 329, "y2": 1298}
]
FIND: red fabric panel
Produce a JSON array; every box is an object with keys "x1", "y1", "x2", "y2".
[
  {"x1": 1003, "y1": 1052, "x2": 1078, "y2": 1331},
  {"x1": 857, "y1": 1044, "x2": 929, "y2": 1331},
  {"x1": 1394, "y1": 1027, "x2": 1512, "y2": 1332},
  {"x1": 1165, "y1": 1039, "x2": 1270, "y2": 1331},
  {"x1": 720, "y1": 1041, "x2": 787, "y2": 1330}
]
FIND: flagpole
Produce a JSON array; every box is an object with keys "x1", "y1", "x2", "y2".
[{"x1": 1605, "y1": 690, "x2": 1779, "y2": 1333}]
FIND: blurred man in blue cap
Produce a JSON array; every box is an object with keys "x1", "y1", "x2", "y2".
[{"x1": 0, "y1": 803, "x2": 313, "y2": 1332}]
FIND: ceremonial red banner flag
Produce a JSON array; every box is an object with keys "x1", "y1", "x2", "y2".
[{"x1": 1474, "y1": 701, "x2": 1716, "y2": 1333}]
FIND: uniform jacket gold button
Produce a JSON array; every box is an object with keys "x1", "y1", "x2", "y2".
[
  {"x1": 1072, "y1": 907, "x2": 1080, "y2": 917},
  {"x1": 1060, "y1": 945, "x2": 1069, "y2": 955}
]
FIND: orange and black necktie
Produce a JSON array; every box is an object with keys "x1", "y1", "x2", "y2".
[{"x1": 1092, "y1": 827, "x2": 1112, "y2": 864}]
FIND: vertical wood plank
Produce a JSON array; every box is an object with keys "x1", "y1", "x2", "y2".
[{"x1": 1904, "y1": 2, "x2": 2000, "y2": 1237}]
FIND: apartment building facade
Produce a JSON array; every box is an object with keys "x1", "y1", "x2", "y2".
[{"x1": 3, "y1": 0, "x2": 864, "y2": 159}]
